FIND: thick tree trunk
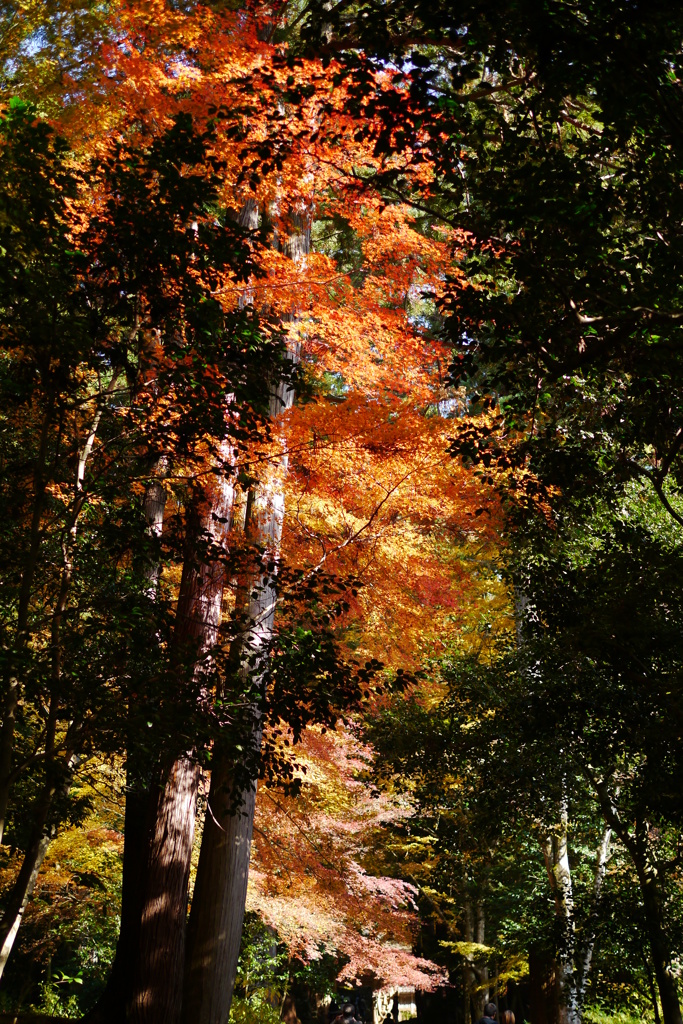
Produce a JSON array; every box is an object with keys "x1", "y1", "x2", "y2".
[
  {"x1": 538, "y1": 819, "x2": 610, "y2": 1024},
  {"x1": 93, "y1": 783, "x2": 149, "y2": 1021},
  {"x1": 181, "y1": 761, "x2": 256, "y2": 1024},
  {"x1": 128, "y1": 754, "x2": 200, "y2": 1024},
  {"x1": 85, "y1": 762, "x2": 200, "y2": 1024},
  {"x1": 181, "y1": 429, "x2": 289, "y2": 1024},
  {"x1": 529, "y1": 948, "x2": 560, "y2": 1024},
  {"x1": 181, "y1": 213, "x2": 309, "y2": 1024},
  {"x1": 93, "y1": 460, "x2": 234, "y2": 1024},
  {"x1": 281, "y1": 994, "x2": 300, "y2": 1024},
  {"x1": 126, "y1": 475, "x2": 233, "y2": 1024},
  {"x1": 90, "y1": 467, "x2": 171, "y2": 1022}
]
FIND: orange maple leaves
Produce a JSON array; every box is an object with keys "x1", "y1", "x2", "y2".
[{"x1": 21, "y1": 0, "x2": 500, "y2": 991}]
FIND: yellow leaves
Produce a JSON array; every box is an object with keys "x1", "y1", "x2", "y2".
[
  {"x1": 441, "y1": 940, "x2": 496, "y2": 957},
  {"x1": 42, "y1": 821, "x2": 123, "y2": 887},
  {"x1": 439, "y1": 943, "x2": 530, "y2": 987}
]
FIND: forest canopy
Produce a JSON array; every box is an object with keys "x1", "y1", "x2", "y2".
[{"x1": 0, "y1": 2, "x2": 682, "y2": 1024}]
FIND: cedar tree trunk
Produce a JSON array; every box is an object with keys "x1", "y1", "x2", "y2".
[
  {"x1": 94, "y1": 462, "x2": 234, "y2": 1024},
  {"x1": 181, "y1": 213, "x2": 310, "y2": 1024}
]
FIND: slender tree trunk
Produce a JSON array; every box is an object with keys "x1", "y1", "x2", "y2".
[
  {"x1": 644, "y1": 951, "x2": 662, "y2": 1024},
  {"x1": 0, "y1": 837, "x2": 50, "y2": 976},
  {"x1": 142, "y1": 462, "x2": 169, "y2": 595},
  {"x1": 0, "y1": 402, "x2": 54, "y2": 845},
  {"x1": 0, "y1": 382, "x2": 118, "y2": 980},
  {"x1": 0, "y1": 786, "x2": 54, "y2": 978},
  {"x1": 462, "y1": 896, "x2": 488, "y2": 1023},
  {"x1": 594, "y1": 783, "x2": 683, "y2": 1024},
  {"x1": 463, "y1": 898, "x2": 476, "y2": 1024},
  {"x1": 634, "y1": 851, "x2": 682, "y2": 1024},
  {"x1": 0, "y1": 738, "x2": 78, "y2": 982},
  {"x1": 576, "y1": 824, "x2": 611, "y2": 1011},
  {"x1": 181, "y1": 212, "x2": 309, "y2": 1024},
  {"x1": 475, "y1": 900, "x2": 489, "y2": 1014},
  {"x1": 540, "y1": 797, "x2": 580, "y2": 1024}
]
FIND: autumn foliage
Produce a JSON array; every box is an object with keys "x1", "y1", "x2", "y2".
[{"x1": 0, "y1": 0, "x2": 503, "y2": 1015}]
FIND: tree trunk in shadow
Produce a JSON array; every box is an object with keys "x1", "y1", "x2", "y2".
[
  {"x1": 129, "y1": 754, "x2": 200, "y2": 1024},
  {"x1": 529, "y1": 948, "x2": 560, "y2": 1024},
  {"x1": 635, "y1": 853, "x2": 682, "y2": 1024},
  {"x1": 90, "y1": 464, "x2": 234, "y2": 1024},
  {"x1": 594, "y1": 784, "x2": 683, "y2": 1024}
]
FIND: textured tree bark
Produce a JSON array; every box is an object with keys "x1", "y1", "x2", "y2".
[
  {"x1": 0, "y1": 737, "x2": 80, "y2": 983},
  {"x1": 91, "y1": 455, "x2": 234, "y2": 1024},
  {"x1": 87, "y1": 763, "x2": 200, "y2": 1024},
  {"x1": 475, "y1": 899, "x2": 489, "y2": 1013},
  {"x1": 529, "y1": 948, "x2": 560, "y2": 1024},
  {"x1": 281, "y1": 994, "x2": 301, "y2": 1024},
  {"x1": 462, "y1": 896, "x2": 489, "y2": 1023},
  {"x1": 181, "y1": 491, "x2": 277, "y2": 1024},
  {"x1": 91, "y1": 784, "x2": 149, "y2": 1022},
  {"x1": 128, "y1": 754, "x2": 201, "y2": 1024},
  {"x1": 181, "y1": 404, "x2": 291, "y2": 1024},
  {"x1": 181, "y1": 212, "x2": 310, "y2": 1024},
  {"x1": 463, "y1": 898, "x2": 476, "y2": 1023},
  {"x1": 124, "y1": 467, "x2": 234, "y2": 1024},
  {"x1": 643, "y1": 951, "x2": 662, "y2": 1024}
]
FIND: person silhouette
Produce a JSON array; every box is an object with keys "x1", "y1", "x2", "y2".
[{"x1": 332, "y1": 1004, "x2": 360, "y2": 1024}]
